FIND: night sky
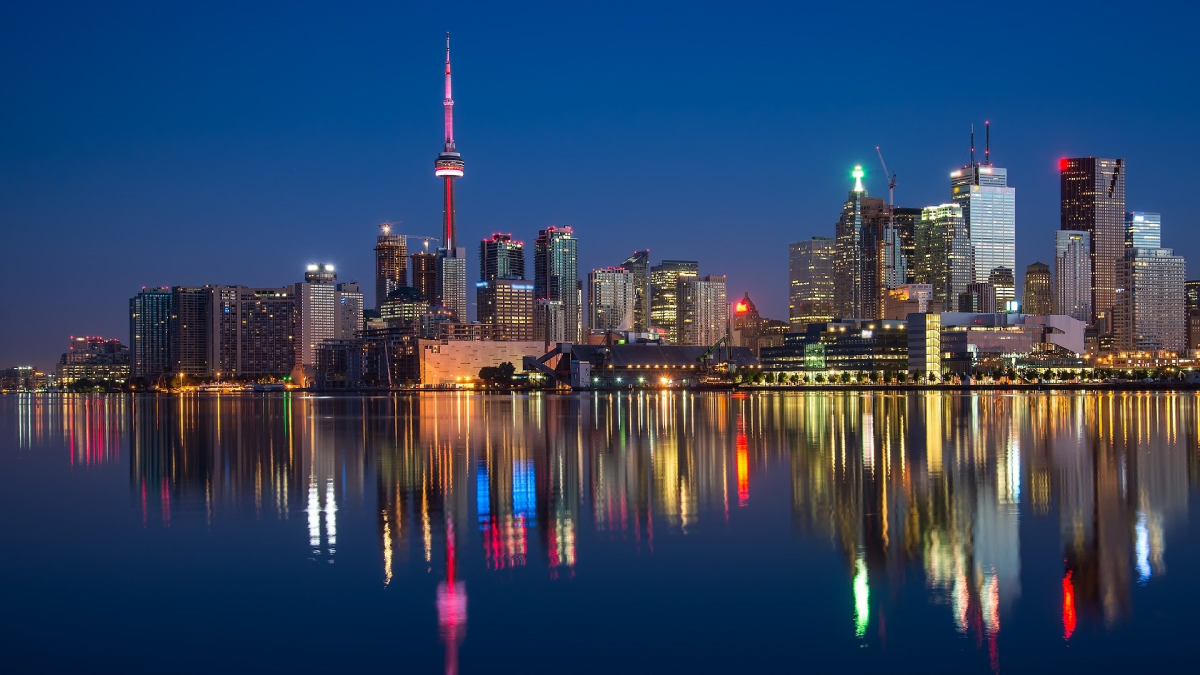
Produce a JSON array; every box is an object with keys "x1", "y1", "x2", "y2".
[{"x1": 2, "y1": 1, "x2": 1195, "y2": 370}]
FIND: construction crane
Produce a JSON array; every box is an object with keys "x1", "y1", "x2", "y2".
[
  {"x1": 875, "y1": 146, "x2": 897, "y2": 209},
  {"x1": 408, "y1": 235, "x2": 443, "y2": 252}
]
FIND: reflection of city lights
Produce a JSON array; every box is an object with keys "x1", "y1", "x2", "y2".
[
  {"x1": 1062, "y1": 570, "x2": 1076, "y2": 641},
  {"x1": 854, "y1": 554, "x2": 869, "y2": 638},
  {"x1": 1136, "y1": 512, "x2": 1151, "y2": 585}
]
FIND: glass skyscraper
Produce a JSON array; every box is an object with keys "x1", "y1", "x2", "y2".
[
  {"x1": 534, "y1": 226, "x2": 580, "y2": 343},
  {"x1": 914, "y1": 204, "x2": 973, "y2": 311},
  {"x1": 788, "y1": 237, "x2": 835, "y2": 328},
  {"x1": 1061, "y1": 157, "x2": 1125, "y2": 328},
  {"x1": 1125, "y1": 211, "x2": 1161, "y2": 249},
  {"x1": 951, "y1": 164, "x2": 1016, "y2": 303},
  {"x1": 620, "y1": 250, "x2": 652, "y2": 333}
]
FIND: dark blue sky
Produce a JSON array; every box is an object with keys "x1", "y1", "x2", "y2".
[{"x1": 2, "y1": 1, "x2": 1195, "y2": 369}]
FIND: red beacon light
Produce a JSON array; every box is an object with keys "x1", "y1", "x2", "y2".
[
  {"x1": 734, "y1": 301, "x2": 749, "y2": 314},
  {"x1": 1059, "y1": 158, "x2": 1070, "y2": 172}
]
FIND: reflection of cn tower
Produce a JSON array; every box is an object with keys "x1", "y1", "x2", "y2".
[{"x1": 437, "y1": 516, "x2": 466, "y2": 675}]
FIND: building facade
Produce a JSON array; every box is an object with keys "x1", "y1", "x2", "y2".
[
  {"x1": 914, "y1": 204, "x2": 973, "y2": 312},
  {"x1": 650, "y1": 260, "x2": 698, "y2": 344},
  {"x1": 1126, "y1": 212, "x2": 1161, "y2": 250},
  {"x1": 477, "y1": 278, "x2": 535, "y2": 340},
  {"x1": 1061, "y1": 157, "x2": 1125, "y2": 327},
  {"x1": 437, "y1": 249, "x2": 468, "y2": 323},
  {"x1": 679, "y1": 274, "x2": 727, "y2": 347},
  {"x1": 534, "y1": 226, "x2": 580, "y2": 343},
  {"x1": 129, "y1": 287, "x2": 173, "y2": 381},
  {"x1": 1113, "y1": 247, "x2": 1186, "y2": 354},
  {"x1": 1022, "y1": 262, "x2": 1053, "y2": 315},
  {"x1": 410, "y1": 252, "x2": 438, "y2": 305},
  {"x1": 951, "y1": 164, "x2": 1016, "y2": 303},
  {"x1": 833, "y1": 166, "x2": 891, "y2": 319},
  {"x1": 789, "y1": 237, "x2": 836, "y2": 327},
  {"x1": 620, "y1": 250, "x2": 652, "y2": 333},
  {"x1": 480, "y1": 233, "x2": 525, "y2": 282},
  {"x1": 1055, "y1": 230, "x2": 1093, "y2": 324},
  {"x1": 587, "y1": 267, "x2": 636, "y2": 332},
  {"x1": 374, "y1": 225, "x2": 407, "y2": 311},
  {"x1": 296, "y1": 264, "x2": 337, "y2": 368}
]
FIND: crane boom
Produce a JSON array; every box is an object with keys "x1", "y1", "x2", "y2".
[{"x1": 875, "y1": 146, "x2": 896, "y2": 208}]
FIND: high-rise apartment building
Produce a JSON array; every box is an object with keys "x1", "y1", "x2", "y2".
[
  {"x1": 587, "y1": 267, "x2": 636, "y2": 332},
  {"x1": 534, "y1": 226, "x2": 580, "y2": 343},
  {"x1": 620, "y1": 250, "x2": 652, "y2": 333},
  {"x1": 1061, "y1": 157, "x2": 1125, "y2": 327},
  {"x1": 1126, "y1": 212, "x2": 1161, "y2": 249},
  {"x1": 535, "y1": 299, "x2": 566, "y2": 346},
  {"x1": 789, "y1": 237, "x2": 835, "y2": 328},
  {"x1": 679, "y1": 274, "x2": 727, "y2": 347},
  {"x1": 437, "y1": 249, "x2": 468, "y2": 322},
  {"x1": 951, "y1": 162, "x2": 1016, "y2": 303},
  {"x1": 374, "y1": 224, "x2": 407, "y2": 310},
  {"x1": 1114, "y1": 247, "x2": 1186, "y2": 354},
  {"x1": 236, "y1": 286, "x2": 297, "y2": 377},
  {"x1": 987, "y1": 267, "x2": 1015, "y2": 310},
  {"x1": 650, "y1": 260, "x2": 698, "y2": 344},
  {"x1": 1054, "y1": 230, "x2": 1093, "y2": 323},
  {"x1": 410, "y1": 251, "x2": 438, "y2": 304},
  {"x1": 172, "y1": 286, "x2": 211, "y2": 376},
  {"x1": 296, "y1": 263, "x2": 337, "y2": 368},
  {"x1": 477, "y1": 278, "x2": 535, "y2": 340},
  {"x1": 913, "y1": 204, "x2": 973, "y2": 311},
  {"x1": 892, "y1": 207, "x2": 923, "y2": 283},
  {"x1": 129, "y1": 287, "x2": 173, "y2": 381},
  {"x1": 1022, "y1": 262, "x2": 1053, "y2": 315},
  {"x1": 480, "y1": 233, "x2": 525, "y2": 281},
  {"x1": 335, "y1": 282, "x2": 363, "y2": 340}
]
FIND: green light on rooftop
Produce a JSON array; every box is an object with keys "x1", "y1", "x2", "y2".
[{"x1": 852, "y1": 165, "x2": 865, "y2": 192}]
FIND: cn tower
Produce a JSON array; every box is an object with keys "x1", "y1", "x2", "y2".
[{"x1": 434, "y1": 33, "x2": 464, "y2": 250}]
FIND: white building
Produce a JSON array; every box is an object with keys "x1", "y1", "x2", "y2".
[
  {"x1": 296, "y1": 264, "x2": 337, "y2": 368},
  {"x1": 1054, "y1": 230, "x2": 1093, "y2": 324},
  {"x1": 951, "y1": 164, "x2": 1016, "y2": 303},
  {"x1": 679, "y1": 274, "x2": 727, "y2": 347},
  {"x1": 587, "y1": 267, "x2": 636, "y2": 332}
]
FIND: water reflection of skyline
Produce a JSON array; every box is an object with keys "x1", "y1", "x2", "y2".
[{"x1": 6, "y1": 390, "x2": 1200, "y2": 669}]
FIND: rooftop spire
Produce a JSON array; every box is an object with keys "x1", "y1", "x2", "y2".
[
  {"x1": 443, "y1": 32, "x2": 454, "y2": 150},
  {"x1": 852, "y1": 165, "x2": 865, "y2": 193}
]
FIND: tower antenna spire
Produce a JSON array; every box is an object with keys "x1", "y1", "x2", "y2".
[
  {"x1": 443, "y1": 32, "x2": 454, "y2": 150},
  {"x1": 985, "y1": 120, "x2": 990, "y2": 166},
  {"x1": 970, "y1": 124, "x2": 975, "y2": 165}
]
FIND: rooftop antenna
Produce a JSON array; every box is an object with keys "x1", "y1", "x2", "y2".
[
  {"x1": 985, "y1": 120, "x2": 990, "y2": 166},
  {"x1": 970, "y1": 124, "x2": 975, "y2": 165}
]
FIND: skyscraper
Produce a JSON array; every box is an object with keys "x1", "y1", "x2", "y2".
[
  {"x1": 587, "y1": 267, "x2": 636, "y2": 332},
  {"x1": 788, "y1": 237, "x2": 835, "y2": 328},
  {"x1": 620, "y1": 250, "x2": 651, "y2": 333},
  {"x1": 1126, "y1": 212, "x2": 1161, "y2": 249},
  {"x1": 335, "y1": 282, "x2": 363, "y2": 340},
  {"x1": 296, "y1": 263, "x2": 337, "y2": 368},
  {"x1": 534, "y1": 226, "x2": 580, "y2": 343},
  {"x1": 434, "y1": 35, "x2": 468, "y2": 323},
  {"x1": 1022, "y1": 262, "x2": 1053, "y2": 315},
  {"x1": 650, "y1": 260, "x2": 698, "y2": 344},
  {"x1": 1055, "y1": 230, "x2": 1093, "y2": 324},
  {"x1": 951, "y1": 158, "x2": 1016, "y2": 303},
  {"x1": 171, "y1": 286, "x2": 211, "y2": 376},
  {"x1": 480, "y1": 233, "x2": 525, "y2": 281},
  {"x1": 129, "y1": 287, "x2": 173, "y2": 381},
  {"x1": 833, "y1": 166, "x2": 891, "y2": 319},
  {"x1": 913, "y1": 204, "x2": 973, "y2": 311},
  {"x1": 411, "y1": 251, "x2": 438, "y2": 304},
  {"x1": 987, "y1": 267, "x2": 1015, "y2": 310},
  {"x1": 679, "y1": 274, "x2": 728, "y2": 347},
  {"x1": 374, "y1": 224, "x2": 407, "y2": 311},
  {"x1": 1061, "y1": 157, "x2": 1125, "y2": 327},
  {"x1": 1114, "y1": 247, "x2": 1186, "y2": 354}
]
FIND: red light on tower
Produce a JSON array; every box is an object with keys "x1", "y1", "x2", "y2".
[
  {"x1": 1059, "y1": 158, "x2": 1070, "y2": 172},
  {"x1": 734, "y1": 301, "x2": 749, "y2": 314}
]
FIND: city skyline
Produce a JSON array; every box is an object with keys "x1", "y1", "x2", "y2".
[{"x1": 3, "y1": 3, "x2": 1198, "y2": 369}]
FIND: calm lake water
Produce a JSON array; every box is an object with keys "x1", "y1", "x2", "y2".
[{"x1": 2, "y1": 391, "x2": 1198, "y2": 673}]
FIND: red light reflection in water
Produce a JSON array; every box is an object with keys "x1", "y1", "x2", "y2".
[
  {"x1": 1062, "y1": 570, "x2": 1077, "y2": 640},
  {"x1": 736, "y1": 416, "x2": 749, "y2": 507}
]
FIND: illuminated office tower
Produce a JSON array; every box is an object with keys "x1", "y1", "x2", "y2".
[
  {"x1": 374, "y1": 224, "x2": 407, "y2": 310},
  {"x1": 913, "y1": 203, "x2": 973, "y2": 311},
  {"x1": 834, "y1": 166, "x2": 891, "y2": 318},
  {"x1": 789, "y1": 237, "x2": 836, "y2": 328},
  {"x1": 296, "y1": 263, "x2": 337, "y2": 368},
  {"x1": 477, "y1": 278, "x2": 535, "y2": 340},
  {"x1": 129, "y1": 287, "x2": 173, "y2": 380},
  {"x1": 335, "y1": 282, "x2": 363, "y2": 340},
  {"x1": 480, "y1": 233, "x2": 525, "y2": 281},
  {"x1": 650, "y1": 260, "x2": 698, "y2": 344},
  {"x1": 1061, "y1": 157, "x2": 1125, "y2": 327},
  {"x1": 1186, "y1": 280, "x2": 1200, "y2": 350},
  {"x1": 620, "y1": 250, "x2": 652, "y2": 332},
  {"x1": 534, "y1": 226, "x2": 580, "y2": 343},
  {"x1": 1114, "y1": 247, "x2": 1186, "y2": 354},
  {"x1": 1055, "y1": 230, "x2": 1093, "y2": 323},
  {"x1": 587, "y1": 267, "x2": 636, "y2": 332},
  {"x1": 951, "y1": 139, "x2": 1016, "y2": 303},
  {"x1": 1186, "y1": 280, "x2": 1200, "y2": 313},
  {"x1": 892, "y1": 207, "x2": 923, "y2": 282},
  {"x1": 411, "y1": 251, "x2": 438, "y2": 304},
  {"x1": 1126, "y1": 212, "x2": 1161, "y2": 249},
  {"x1": 679, "y1": 274, "x2": 727, "y2": 347},
  {"x1": 1022, "y1": 262, "x2": 1053, "y2": 315}
]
